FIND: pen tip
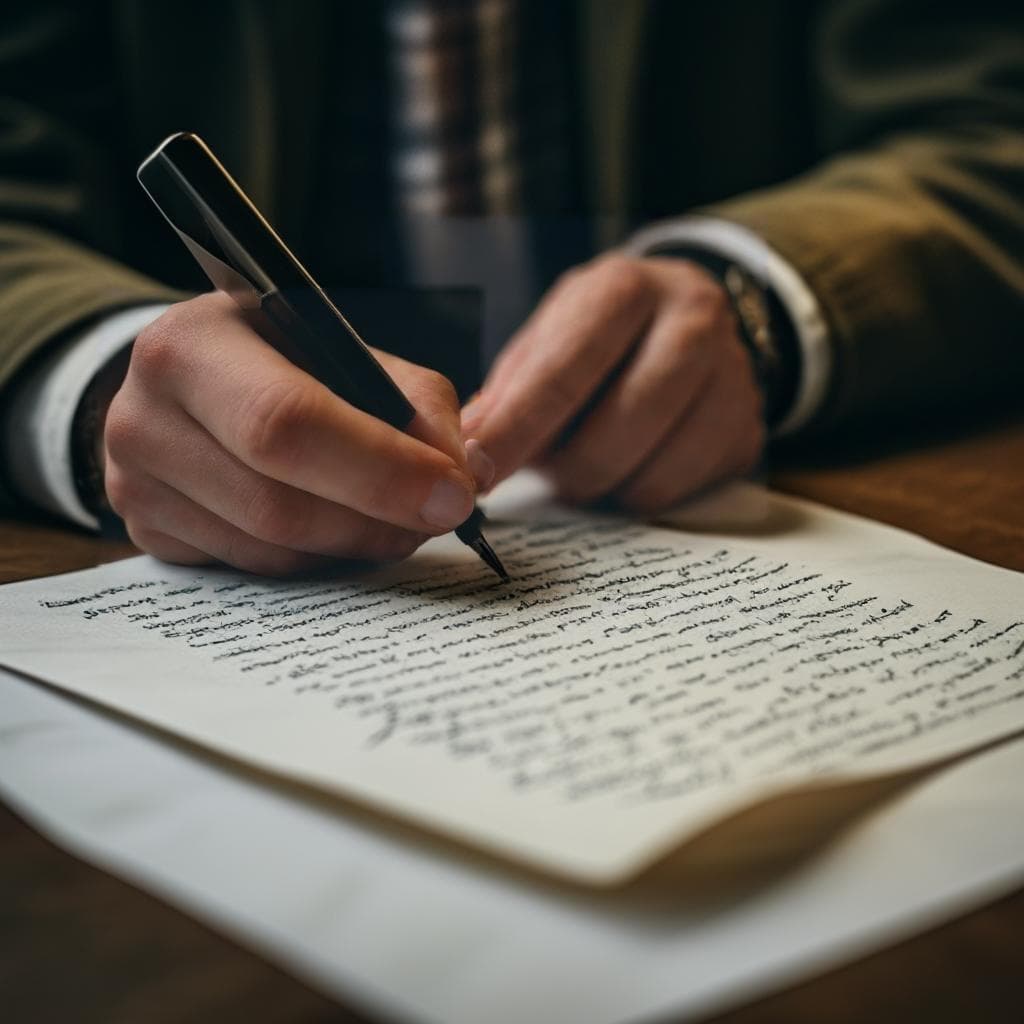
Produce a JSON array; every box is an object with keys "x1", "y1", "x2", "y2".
[{"x1": 472, "y1": 535, "x2": 510, "y2": 583}]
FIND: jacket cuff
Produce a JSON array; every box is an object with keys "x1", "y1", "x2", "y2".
[{"x1": 2, "y1": 304, "x2": 170, "y2": 530}]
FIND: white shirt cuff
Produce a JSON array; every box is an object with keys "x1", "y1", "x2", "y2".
[
  {"x1": 625, "y1": 216, "x2": 831, "y2": 435},
  {"x1": 2, "y1": 304, "x2": 170, "y2": 531}
]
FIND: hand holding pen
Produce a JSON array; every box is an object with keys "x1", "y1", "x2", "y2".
[
  {"x1": 103, "y1": 133, "x2": 506, "y2": 579},
  {"x1": 104, "y1": 290, "x2": 499, "y2": 576}
]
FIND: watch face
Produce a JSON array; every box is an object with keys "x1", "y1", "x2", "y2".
[{"x1": 725, "y1": 265, "x2": 776, "y2": 361}]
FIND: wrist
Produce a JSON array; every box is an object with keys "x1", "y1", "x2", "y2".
[
  {"x1": 1, "y1": 303, "x2": 169, "y2": 530},
  {"x1": 71, "y1": 345, "x2": 132, "y2": 529}
]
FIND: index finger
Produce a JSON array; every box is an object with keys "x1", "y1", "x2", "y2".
[{"x1": 464, "y1": 256, "x2": 656, "y2": 483}]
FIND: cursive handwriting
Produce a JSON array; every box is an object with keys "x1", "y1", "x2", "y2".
[{"x1": 46, "y1": 512, "x2": 1024, "y2": 808}]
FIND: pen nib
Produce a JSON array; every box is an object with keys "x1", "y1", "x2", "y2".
[
  {"x1": 455, "y1": 507, "x2": 509, "y2": 582},
  {"x1": 471, "y1": 534, "x2": 510, "y2": 583}
]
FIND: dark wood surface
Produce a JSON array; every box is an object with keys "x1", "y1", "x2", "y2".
[{"x1": 2, "y1": 417, "x2": 1023, "y2": 1023}]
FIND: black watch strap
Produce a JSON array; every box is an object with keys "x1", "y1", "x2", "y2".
[
  {"x1": 70, "y1": 344, "x2": 133, "y2": 535},
  {"x1": 647, "y1": 246, "x2": 801, "y2": 429}
]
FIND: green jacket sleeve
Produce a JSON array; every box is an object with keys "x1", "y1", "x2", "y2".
[{"x1": 705, "y1": 0, "x2": 1024, "y2": 434}]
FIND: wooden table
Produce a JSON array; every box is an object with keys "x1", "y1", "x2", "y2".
[{"x1": 3, "y1": 415, "x2": 1023, "y2": 1023}]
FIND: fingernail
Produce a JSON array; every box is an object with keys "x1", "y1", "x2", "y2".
[
  {"x1": 420, "y1": 478, "x2": 474, "y2": 530},
  {"x1": 465, "y1": 439, "x2": 495, "y2": 490}
]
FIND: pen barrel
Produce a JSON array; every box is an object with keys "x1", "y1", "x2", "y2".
[{"x1": 259, "y1": 290, "x2": 417, "y2": 430}]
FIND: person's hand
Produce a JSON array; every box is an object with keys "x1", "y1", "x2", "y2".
[
  {"x1": 461, "y1": 254, "x2": 766, "y2": 511},
  {"x1": 103, "y1": 291, "x2": 490, "y2": 575}
]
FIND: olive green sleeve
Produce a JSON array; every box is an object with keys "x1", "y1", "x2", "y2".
[
  {"x1": 704, "y1": 0, "x2": 1024, "y2": 434},
  {"x1": 0, "y1": 223, "x2": 184, "y2": 392},
  {"x1": 0, "y1": 224, "x2": 183, "y2": 515}
]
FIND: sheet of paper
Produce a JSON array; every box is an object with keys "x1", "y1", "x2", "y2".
[
  {"x1": 3, "y1": 659, "x2": 1024, "y2": 1024},
  {"x1": 1, "y1": 476, "x2": 1023, "y2": 883}
]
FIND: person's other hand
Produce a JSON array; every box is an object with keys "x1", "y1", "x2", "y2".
[
  {"x1": 461, "y1": 254, "x2": 765, "y2": 511},
  {"x1": 104, "y1": 291, "x2": 489, "y2": 575}
]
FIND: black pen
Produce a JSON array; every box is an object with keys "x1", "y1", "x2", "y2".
[{"x1": 137, "y1": 132, "x2": 507, "y2": 582}]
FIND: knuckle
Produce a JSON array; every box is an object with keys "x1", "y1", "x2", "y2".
[
  {"x1": 688, "y1": 273, "x2": 731, "y2": 316},
  {"x1": 412, "y1": 371, "x2": 461, "y2": 427},
  {"x1": 238, "y1": 379, "x2": 317, "y2": 468},
  {"x1": 104, "y1": 464, "x2": 149, "y2": 520},
  {"x1": 675, "y1": 308, "x2": 733, "y2": 365},
  {"x1": 421, "y1": 368, "x2": 458, "y2": 407},
  {"x1": 131, "y1": 316, "x2": 183, "y2": 385},
  {"x1": 693, "y1": 314, "x2": 726, "y2": 351},
  {"x1": 705, "y1": 285, "x2": 732, "y2": 320},
  {"x1": 591, "y1": 253, "x2": 649, "y2": 308},
  {"x1": 670, "y1": 314, "x2": 716, "y2": 361},
  {"x1": 682, "y1": 280, "x2": 732, "y2": 335},
  {"x1": 241, "y1": 482, "x2": 311, "y2": 549},
  {"x1": 103, "y1": 397, "x2": 137, "y2": 463}
]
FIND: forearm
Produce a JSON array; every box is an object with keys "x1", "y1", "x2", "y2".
[
  {"x1": 703, "y1": 0, "x2": 1024, "y2": 431},
  {"x1": 700, "y1": 127, "x2": 1024, "y2": 431},
  {"x1": 632, "y1": 0, "x2": 1023, "y2": 434}
]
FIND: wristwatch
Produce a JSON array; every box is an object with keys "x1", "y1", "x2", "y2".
[
  {"x1": 70, "y1": 344, "x2": 133, "y2": 534},
  {"x1": 647, "y1": 246, "x2": 800, "y2": 428}
]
